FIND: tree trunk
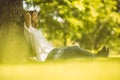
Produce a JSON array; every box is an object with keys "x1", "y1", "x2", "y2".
[
  {"x1": 0, "y1": 0, "x2": 30, "y2": 64},
  {"x1": 0, "y1": 0, "x2": 23, "y2": 26}
]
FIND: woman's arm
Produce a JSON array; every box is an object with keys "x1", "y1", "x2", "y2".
[{"x1": 24, "y1": 12, "x2": 31, "y2": 28}]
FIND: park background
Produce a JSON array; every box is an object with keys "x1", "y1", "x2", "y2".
[
  {"x1": 0, "y1": 0, "x2": 120, "y2": 80},
  {"x1": 0, "y1": 0, "x2": 120, "y2": 63},
  {"x1": 24, "y1": 0, "x2": 120, "y2": 55}
]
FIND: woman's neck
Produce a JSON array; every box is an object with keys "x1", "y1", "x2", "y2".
[
  {"x1": 32, "y1": 23, "x2": 38, "y2": 29},
  {"x1": 32, "y1": 23, "x2": 36, "y2": 28}
]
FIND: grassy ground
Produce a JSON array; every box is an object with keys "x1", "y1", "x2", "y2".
[{"x1": 0, "y1": 57, "x2": 120, "y2": 80}]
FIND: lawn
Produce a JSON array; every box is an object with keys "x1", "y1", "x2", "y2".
[{"x1": 0, "y1": 57, "x2": 120, "y2": 80}]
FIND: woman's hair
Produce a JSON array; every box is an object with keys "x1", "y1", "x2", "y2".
[{"x1": 28, "y1": 10, "x2": 37, "y2": 16}]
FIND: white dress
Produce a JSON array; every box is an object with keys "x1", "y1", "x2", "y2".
[{"x1": 24, "y1": 23, "x2": 55, "y2": 62}]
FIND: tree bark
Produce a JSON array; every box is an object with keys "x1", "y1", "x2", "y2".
[
  {"x1": 0, "y1": 0, "x2": 23, "y2": 26},
  {"x1": 0, "y1": 0, "x2": 30, "y2": 64}
]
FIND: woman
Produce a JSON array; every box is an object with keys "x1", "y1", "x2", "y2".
[
  {"x1": 23, "y1": 10, "x2": 109, "y2": 62},
  {"x1": 24, "y1": 11, "x2": 54, "y2": 61}
]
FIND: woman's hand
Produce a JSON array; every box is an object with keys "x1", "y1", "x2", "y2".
[{"x1": 24, "y1": 12, "x2": 31, "y2": 28}]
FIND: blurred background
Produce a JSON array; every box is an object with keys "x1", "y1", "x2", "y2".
[
  {"x1": 0, "y1": 1, "x2": 120, "y2": 80},
  {"x1": 24, "y1": 0, "x2": 120, "y2": 55},
  {"x1": 0, "y1": 0, "x2": 120, "y2": 63}
]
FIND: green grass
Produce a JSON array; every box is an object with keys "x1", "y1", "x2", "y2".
[{"x1": 0, "y1": 57, "x2": 120, "y2": 80}]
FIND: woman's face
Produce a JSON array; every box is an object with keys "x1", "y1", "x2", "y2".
[{"x1": 31, "y1": 12, "x2": 38, "y2": 24}]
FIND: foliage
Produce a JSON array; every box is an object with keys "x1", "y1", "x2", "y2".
[{"x1": 25, "y1": 0, "x2": 120, "y2": 54}]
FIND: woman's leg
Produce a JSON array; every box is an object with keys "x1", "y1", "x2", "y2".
[
  {"x1": 47, "y1": 46, "x2": 94, "y2": 60},
  {"x1": 47, "y1": 46, "x2": 109, "y2": 60},
  {"x1": 59, "y1": 46, "x2": 94, "y2": 58},
  {"x1": 47, "y1": 48, "x2": 62, "y2": 60}
]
